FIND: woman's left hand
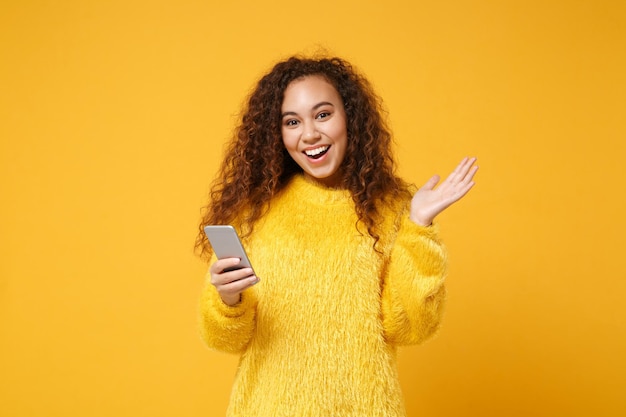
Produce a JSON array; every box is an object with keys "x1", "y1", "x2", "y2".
[{"x1": 410, "y1": 157, "x2": 479, "y2": 226}]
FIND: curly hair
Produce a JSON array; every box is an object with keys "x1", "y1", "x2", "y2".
[{"x1": 195, "y1": 55, "x2": 411, "y2": 260}]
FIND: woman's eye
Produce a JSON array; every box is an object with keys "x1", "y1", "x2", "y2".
[
  {"x1": 285, "y1": 119, "x2": 299, "y2": 126},
  {"x1": 316, "y1": 112, "x2": 331, "y2": 119}
]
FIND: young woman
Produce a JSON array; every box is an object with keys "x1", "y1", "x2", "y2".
[{"x1": 196, "y1": 56, "x2": 478, "y2": 417}]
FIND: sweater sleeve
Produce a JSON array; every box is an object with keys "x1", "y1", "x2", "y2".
[
  {"x1": 198, "y1": 264, "x2": 258, "y2": 354},
  {"x1": 381, "y1": 215, "x2": 448, "y2": 346}
]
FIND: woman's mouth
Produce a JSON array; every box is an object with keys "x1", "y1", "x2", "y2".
[{"x1": 304, "y1": 145, "x2": 330, "y2": 160}]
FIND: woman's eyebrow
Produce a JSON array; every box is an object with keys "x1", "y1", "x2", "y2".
[
  {"x1": 281, "y1": 101, "x2": 335, "y2": 118},
  {"x1": 312, "y1": 101, "x2": 334, "y2": 110}
]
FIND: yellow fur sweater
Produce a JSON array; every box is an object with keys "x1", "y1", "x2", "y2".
[{"x1": 199, "y1": 174, "x2": 447, "y2": 417}]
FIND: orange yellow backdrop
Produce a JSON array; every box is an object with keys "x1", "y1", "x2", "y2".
[{"x1": 1, "y1": 1, "x2": 625, "y2": 416}]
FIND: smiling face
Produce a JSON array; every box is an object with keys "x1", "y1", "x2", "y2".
[{"x1": 281, "y1": 75, "x2": 348, "y2": 188}]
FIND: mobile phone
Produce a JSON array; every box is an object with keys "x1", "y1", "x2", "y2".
[{"x1": 203, "y1": 225, "x2": 254, "y2": 273}]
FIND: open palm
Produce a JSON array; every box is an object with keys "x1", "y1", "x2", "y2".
[{"x1": 410, "y1": 157, "x2": 478, "y2": 226}]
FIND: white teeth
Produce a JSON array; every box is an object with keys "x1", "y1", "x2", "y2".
[{"x1": 304, "y1": 146, "x2": 329, "y2": 156}]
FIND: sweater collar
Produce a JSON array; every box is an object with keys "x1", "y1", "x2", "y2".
[{"x1": 286, "y1": 174, "x2": 352, "y2": 206}]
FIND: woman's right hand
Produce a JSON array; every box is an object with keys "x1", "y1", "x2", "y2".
[{"x1": 210, "y1": 258, "x2": 259, "y2": 306}]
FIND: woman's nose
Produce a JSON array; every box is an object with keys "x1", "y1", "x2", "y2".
[{"x1": 302, "y1": 123, "x2": 321, "y2": 141}]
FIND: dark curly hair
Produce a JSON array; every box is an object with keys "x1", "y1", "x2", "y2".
[{"x1": 195, "y1": 55, "x2": 411, "y2": 260}]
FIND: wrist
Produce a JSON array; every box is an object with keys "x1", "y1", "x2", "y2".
[
  {"x1": 220, "y1": 293, "x2": 242, "y2": 306},
  {"x1": 409, "y1": 213, "x2": 433, "y2": 227}
]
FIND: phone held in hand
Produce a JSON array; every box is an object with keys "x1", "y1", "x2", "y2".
[{"x1": 203, "y1": 225, "x2": 255, "y2": 273}]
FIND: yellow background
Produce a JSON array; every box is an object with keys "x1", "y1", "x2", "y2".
[{"x1": 1, "y1": 1, "x2": 625, "y2": 416}]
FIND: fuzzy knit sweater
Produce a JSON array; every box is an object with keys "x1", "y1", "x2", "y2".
[{"x1": 199, "y1": 174, "x2": 448, "y2": 417}]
